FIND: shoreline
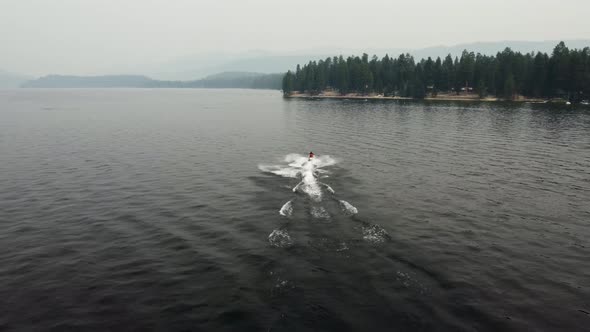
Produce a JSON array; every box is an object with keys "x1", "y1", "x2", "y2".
[{"x1": 284, "y1": 92, "x2": 551, "y2": 103}]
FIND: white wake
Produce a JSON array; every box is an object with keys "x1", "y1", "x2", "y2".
[
  {"x1": 339, "y1": 200, "x2": 358, "y2": 215},
  {"x1": 262, "y1": 154, "x2": 389, "y2": 248},
  {"x1": 258, "y1": 154, "x2": 337, "y2": 203},
  {"x1": 268, "y1": 229, "x2": 293, "y2": 248},
  {"x1": 261, "y1": 153, "x2": 359, "y2": 223},
  {"x1": 279, "y1": 200, "x2": 293, "y2": 217}
]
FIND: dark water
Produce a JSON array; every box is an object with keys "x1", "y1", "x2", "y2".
[{"x1": 1, "y1": 89, "x2": 589, "y2": 331}]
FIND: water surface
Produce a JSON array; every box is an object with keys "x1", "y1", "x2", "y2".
[{"x1": 1, "y1": 89, "x2": 589, "y2": 331}]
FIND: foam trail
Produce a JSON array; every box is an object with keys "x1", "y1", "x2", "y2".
[
  {"x1": 269, "y1": 229, "x2": 293, "y2": 247},
  {"x1": 292, "y1": 181, "x2": 303, "y2": 192},
  {"x1": 259, "y1": 153, "x2": 338, "y2": 202},
  {"x1": 321, "y1": 183, "x2": 335, "y2": 194},
  {"x1": 313, "y1": 155, "x2": 337, "y2": 168},
  {"x1": 258, "y1": 164, "x2": 299, "y2": 178},
  {"x1": 259, "y1": 154, "x2": 336, "y2": 178},
  {"x1": 339, "y1": 200, "x2": 358, "y2": 215},
  {"x1": 311, "y1": 206, "x2": 330, "y2": 219},
  {"x1": 362, "y1": 225, "x2": 389, "y2": 244},
  {"x1": 279, "y1": 200, "x2": 293, "y2": 217},
  {"x1": 300, "y1": 160, "x2": 322, "y2": 201}
]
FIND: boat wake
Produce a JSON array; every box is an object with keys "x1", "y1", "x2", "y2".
[
  {"x1": 259, "y1": 153, "x2": 389, "y2": 248},
  {"x1": 259, "y1": 153, "x2": 345, "y2": 209},
  {"x1": 259, "y1": 153, "x2": 336, "y2": 202},
  {"x1": 279, "y1": 200, "x2": 293, "y2": 217}
]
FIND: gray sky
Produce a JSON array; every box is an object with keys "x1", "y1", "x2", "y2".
[{"x1": 2, "y1": 0, "x2": 589, "y2": 76}]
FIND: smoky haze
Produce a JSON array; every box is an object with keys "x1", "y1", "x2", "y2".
[{"x1": 2, "y1": 0, "x2": 590, "y2": 77}]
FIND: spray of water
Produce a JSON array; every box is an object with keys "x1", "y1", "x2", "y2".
[
  {"x1": 339, "y1": 200, "x2": 358, "y2": 215},
  {"x1": 279, "y1": 200, "x2": 293, "y2": 217},
  {"x1": 268, "y1": 229, "x2": 293, "y2": 248},
  {"x1": 259, "y1": 154, "x2": 358, "y2": 217},
  {"x1": 258, "y1": 154, "x2": 338, "y2": 203},
  {"x1": 260, "y1": 154, "x2": 390, "y2": 247}
]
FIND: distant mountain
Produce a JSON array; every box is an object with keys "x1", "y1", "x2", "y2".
[
  {"x1": 142, "y1": 40, "x2": 590, "y2": 79},
  {"x1": 204, "y1": 71, "x2": 260, "y2": 79},
  {"x1": 146, "y1": 55, "x2": 333, "y2": 81},
  {"x1": 278, "y1": 40, "x2": 590, "y2": 70},
  {"x1": 16, "y1": 40, "x2": 590, "y2": 84},
  {"x1": 21, "y1": 75, "x2": 153, "y2": 88},
  {"x1": 21, "y1": 72, "x2": 282, "y2": 90},
  {"x1": 0, "y1": 70, "x2": 32, "y2": 88},
  {"x1": 407, "y1": 40, "x2": 590, "y2": 61},
  {"x1": 147, "y1": 71, "x2": 282, "y2": 89}
]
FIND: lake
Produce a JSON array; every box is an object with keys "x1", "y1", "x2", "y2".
[{"x1": 0, "y1": 89, "x2": 589, "y2": 331}]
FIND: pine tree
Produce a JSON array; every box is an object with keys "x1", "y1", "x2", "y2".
[
  {"x1": 281, "y1": 42, "x2": 589, "y2": 102},
  {"x1": 552, "y1": 41, "x2": 570, "y2": 96},
  {"x1": 459, "y1": 50, "x2": 475, "y2": 89},
  {"x1": 532, "y1": 52, "x2": 548, "y2": 97},
  {"x1": 504, "y1": 74, "x2": 516, "y2": 100},
  {"x1": 433, "y1": 57, "x2": 442, "y2": 95},
  {"x1": 282, "y1": 71, "x2": 295, "y2": 95},
  {"x1": 336, "y1": 56, "x2": 349, "y2": 94},
  {"x1": 476, "y1": 79, "x2": 487, "y2": 98}
]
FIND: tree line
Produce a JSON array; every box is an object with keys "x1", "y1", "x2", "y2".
[{"x1": 282, "y1": 42, "x2": 590, "y2": 102}]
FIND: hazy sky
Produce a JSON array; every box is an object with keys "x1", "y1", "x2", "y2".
[{"x1": 2, "y1": 0, "x2": 589, "y2": 75}]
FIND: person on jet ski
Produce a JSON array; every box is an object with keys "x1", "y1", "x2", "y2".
[{"x1": 308, "y1": 151, "x2": 315, "y2": 160}]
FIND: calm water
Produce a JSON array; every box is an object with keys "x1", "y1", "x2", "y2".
[{"x1": 1, "y1": 89, "x2": 589, "y2": 331}]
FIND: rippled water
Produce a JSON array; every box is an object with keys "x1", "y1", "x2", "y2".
[{"x1": 1, "y1": 89, "x2": 589, "y2": 331}]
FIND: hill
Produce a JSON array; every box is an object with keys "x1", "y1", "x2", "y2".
[
  {"x1": 0, "y1": 70, "x2": 32, "y2": 88},
  {"x1": 21, "y1": 75, "x2": 153, "y2": 88},
  {"x1": 409, "y1": 39, "x2": 590, "y2": 61},
  {"x1": 139, "y1": 40, "x2": 590, "y2": 80},
  {"x1": 21, "y1": 72, "x2": 282, "y2": 89}
]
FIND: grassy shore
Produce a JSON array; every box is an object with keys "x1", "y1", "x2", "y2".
[{"x1": 285, "y1": 91, "x2": 549, "y2": 103}]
